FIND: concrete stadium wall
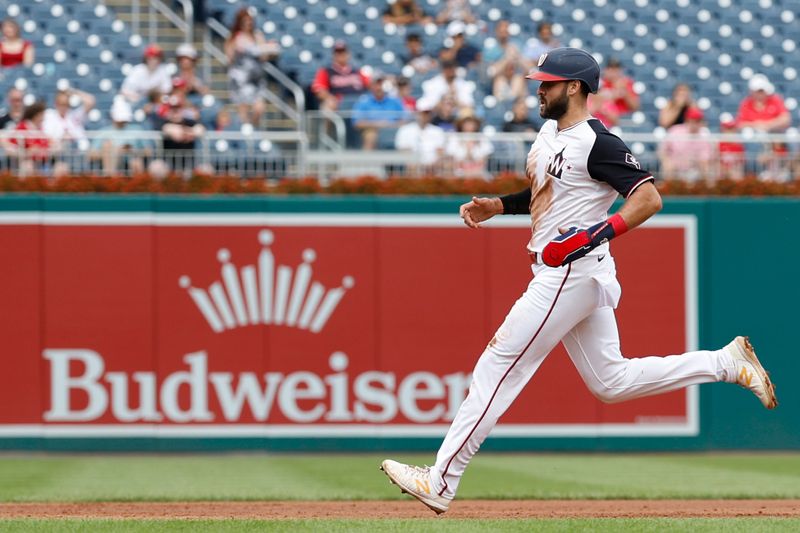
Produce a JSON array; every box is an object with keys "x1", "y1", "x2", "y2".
[{"x1": 0, "y1": 194, "x2": 796, "y2": 452}]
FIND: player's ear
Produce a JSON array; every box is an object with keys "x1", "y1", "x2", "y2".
[{"x1": 568, "y1": 80, "x2": 580, "y2": 96}]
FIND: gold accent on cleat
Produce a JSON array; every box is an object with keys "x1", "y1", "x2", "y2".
[{"x1": 736, "y1": 336, "x2": 778, "y2": 409}]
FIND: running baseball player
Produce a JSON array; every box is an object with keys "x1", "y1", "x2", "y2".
[{"x1": 380, "y1": 48, "x2": 777, "y2": 514}]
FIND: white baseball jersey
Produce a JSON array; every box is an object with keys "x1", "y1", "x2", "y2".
[{"x1": 525, "y1": 118, "x2": 653, "y2": 254}]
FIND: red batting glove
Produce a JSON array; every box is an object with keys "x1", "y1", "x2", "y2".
[
  {"x1": 542, "y1": 227, "x2": 591, "y2": 267},
  {"x1": 542, "y1": 215, "x2": 628, "y2": 267}
]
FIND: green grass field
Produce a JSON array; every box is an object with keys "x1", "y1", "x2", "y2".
[
  {"x1": 2, "y1": 453, "x2": 799, "y2": 531},
  {"x1": 2, "y1": 453, "x2": 800, "y2": 501}
]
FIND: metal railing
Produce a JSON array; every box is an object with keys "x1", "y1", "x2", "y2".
[
  {"x1": 303, "y1": 129, "x2": 799, "y2": 181},
  {"x1": 0, "y1": 129, "x2": 308, "y2": 178},
  {"x1": 149, "y1": 0, "x2": 193, "y2": 44},
  {"x1": 305, "y1": 111, "x2": 349, "y2": 151},
  {"x1": 116, "y1": 0, "x2": 193, "y2": 45},
  {"x1": 203, "y1": 17, "x2": 306, "y2": 135},
  {"x1": 0, "y1": 129, "x2": 796, "y2": 181}
]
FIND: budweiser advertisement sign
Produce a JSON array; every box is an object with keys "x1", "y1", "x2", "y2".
[{"x1": 0, "y1": 213, "x2": 697, "y2": 438}]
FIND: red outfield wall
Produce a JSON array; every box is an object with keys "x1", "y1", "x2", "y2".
[{"x1": 0, "y1": 214, "x2": 695, "y2": 438}]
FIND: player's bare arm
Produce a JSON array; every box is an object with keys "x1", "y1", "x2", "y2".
[
  {"x1": 542, "y1": 183, "x2": 662, "y2": 267},
  {"x1": 614, "y1": 181, "x2": 662, "y2": 230},
  {"x1": 459, "y1": 196, "x2": 504, "y2": 228}
]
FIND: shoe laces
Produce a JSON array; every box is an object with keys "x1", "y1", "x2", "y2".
[{"x1": 407, "y1": 464, "x2": 430, "y2": 476}]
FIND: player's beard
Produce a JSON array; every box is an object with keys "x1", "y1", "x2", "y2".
[{"x1": 540, "y1": 86, "x2": 569, "y2": 120}]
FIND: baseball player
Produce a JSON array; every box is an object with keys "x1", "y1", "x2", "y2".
[{"x1": 380, "y1": 48, "x2": 777, "y2": 514}]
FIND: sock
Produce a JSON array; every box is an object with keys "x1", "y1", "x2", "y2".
[{"x1": 715, "y1": 346, "x2": 736, "y2": 382}]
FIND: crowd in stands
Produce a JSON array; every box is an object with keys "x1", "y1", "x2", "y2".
[{"x1": 0, "y1": 1, "x2": 795, "y2": 182}]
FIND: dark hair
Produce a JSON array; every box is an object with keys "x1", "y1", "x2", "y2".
[
  {"x1": 147, "y1": 89, "x2": 163, "y2": 103},
  {"x1": 406, "y1": 33, "x2": 421, "y2": 42},
  {"x1": 229, "y1": 8, "x2": 254, "y2": 39},
  {"x1": 441, "y1": 59, "x2": 457, "y2": 69},
  {"x1": 22, "y1": 101, "x2": 46, "y2": 122},
  {"x1": 537, "y1": 22, "x2": 552, "y2": 33},
  {"x1": 579, "y1": 81, "x2": 591, "y2": 96}
]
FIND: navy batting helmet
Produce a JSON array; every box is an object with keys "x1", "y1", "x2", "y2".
[{"x1": 526, "y1": 48, "x2": 600, "y2": 93}]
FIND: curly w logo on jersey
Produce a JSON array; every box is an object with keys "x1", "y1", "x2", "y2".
[{"x1": 546, "y1": 146, "x2": 568, "y2": 180}]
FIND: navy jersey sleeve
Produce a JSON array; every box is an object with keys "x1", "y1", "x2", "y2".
[{"x1": 587, "y1": 121, "x2": 654, "y2": 197}]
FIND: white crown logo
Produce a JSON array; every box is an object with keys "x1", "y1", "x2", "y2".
[{"x1": 179, "y1": 229, "x2": 354, "y2": 334}]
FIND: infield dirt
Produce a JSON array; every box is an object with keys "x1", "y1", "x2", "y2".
[{"x1": 1, "y1": 500, "x2": 799, "y2": 519}]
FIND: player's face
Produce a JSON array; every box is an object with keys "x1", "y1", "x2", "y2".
[{"x1": 537, "y1": 81, "x2": 569, "y2": 120}]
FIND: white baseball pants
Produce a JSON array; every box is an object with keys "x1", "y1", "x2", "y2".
[{"x1": 430, "y1": 254, "x2": 734, "y2": 499}]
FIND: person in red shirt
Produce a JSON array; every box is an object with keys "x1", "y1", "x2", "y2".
[
  {"x1": 5, "y1": 101, "x2": 67, "y2": 177},
  {"x1": 0, "y1": 18, "x2": 33, "y2": 68},
  {"x1": 312, "y1": 41, "x2": 369, "y2": 111},
  {"x1": 588, "y1": 58, "x2": 639, "y2": 127},
  {"x1": 717, "y1": 117, "x2": 745, "y2": 180},
  {"x1": 737, "y1": 74, "x2": 792, "y2": 180},
  {"x1": 396, "y1": 77, "x2": 417, "y2": 112},
  {"x1": 737, "y1": 74, "x2": 791, "y2": 132}
]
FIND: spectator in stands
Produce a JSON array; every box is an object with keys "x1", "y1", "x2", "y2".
[
  {"x1": 395, "y1": 99, "x2": 446, "y2": 174},
  {"x1": 658, "y1": 106, "x2": 716, "y2": 182},
  {"x1": 312, "y1": 41, "x2": 369, "y2": 111},
  {"x1": 439, "y1": 21, "x2": 481, "y2": 70},
  {"x1": 352, "y1": 74, "x2": 406, "y2": 150},
  {"x1": 432, "y1": 95, "x2": 458, "y2": 132},
  {"x1": 522, "y1": 22, "x2": 559, "y2": 67},
  {"x1": 162, "y1": 79, "x2": 201, "y2": 121},
  {"x1": 737, "y1": 74, "x2": 791, "y2": 133},
  {"x1": 717, "y1": 116, "x2": 745, "y2": 181},
  {"x1": 421, "y1": 60, "x2": 475, "y2": 110},
  {"x1": 120, "y1": 44, "x2": 172, "y2": 104},
  {"x1": 483, "y1": 20, "x2": 522, "y2": 80},
  {"x1": 402, "y1": 33, "x2": 438, "y2": 75},
  {"x1": 737, "y1": 74, "x2": 792, "y2": 181},
  {"x1": 143, "y1": 89, "x2": 166, "y2": 128},
  {"x1": 435, "y1": 0, "x2": 477, "y2": 25},
  {"x1": 756, "y1": 141, "x2": 791, "y2": 181},
  {"x1": 153, "y1": 80, "x2": 205, "y2": 173},
  {"x1": 588, "y1": 58, "x2": 640, "y2": 128},
  {"x1": 91, "y1": 97, "x2": 149, "y2": 176},
  {"x1": 0, "y1": 87, "x2": 25, "y2": 129},
  {"x1": 174, "y1": 44, "x2": 209, "y2": 97},
  {"x1": 396, "y1": 77, "x2": 416, "y2": 112},
  {"x1": 6, "y1": 101, "x2": 67, "y2": 177},
  {"x1": 225, "y1": 8, "x2": 279, "y2": 126},
  {"x1": 216, "y1": 108, "x2": 243, "y2": 132},
  {"x1": 658, "y1": 83, "x2": 694, "y2": 129},
  {"x1": 0, "y1": 18, "x2": 33, "y2": 68},
  {"x1": 492, "y1": 62, "x2": 527, "y2": 103},
  {"x1": 502, "y1": 98, "x2": 539, "y2": 133},
  {"x1": 43, "y1": 88, "x2": 95, "y2": 145},
  {"x1": 383, "y1": 0, "x2": 431, "y2": 26},
  {"x1": 445, "y1": 112, "x2": 494, "y2": 178}
]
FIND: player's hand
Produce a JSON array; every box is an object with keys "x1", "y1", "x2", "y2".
[
  {"x1": 459, "y1": 197, "x2": 502, "y2": 228},
  {"x1": 542, "y1": 227, "x2": 592, "y2": 266}
]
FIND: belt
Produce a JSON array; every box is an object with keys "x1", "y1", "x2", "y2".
[{"x1": 529, "y1": 252, "x2": 539, "y2": 264}]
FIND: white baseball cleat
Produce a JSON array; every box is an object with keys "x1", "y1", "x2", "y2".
[
  {"x1": 725, "y1": 336, "x2": 777, "y2": 409},
  {"x1": 380, "y1": 459, "x2": 451, "y2": 515}
]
